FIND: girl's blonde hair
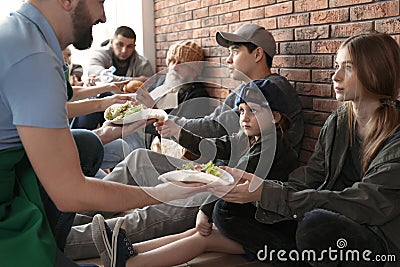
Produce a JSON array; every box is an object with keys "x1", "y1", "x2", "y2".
[{"x1": 341, "y1": 32, "x2": 400, "y2": 172}]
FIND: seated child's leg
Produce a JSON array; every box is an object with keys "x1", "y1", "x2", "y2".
[
  {"x1": 133, "y1": 228, "x2": 197, "y2": 253},
  {"x1": 128, "y1": 228, "x2": 244, "y2": 267}
]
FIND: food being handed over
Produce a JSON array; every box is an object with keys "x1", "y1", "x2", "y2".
[
  {"x1": 104, "y1": 101, "x2": 168, "y2": 124},
  {"x1": 179, "y1": 161, "x2": 222, "y2": 177},
  {"x1": 104, "y1": 101, "x2": 143, "y2": 121},
  {"x1": 158, "y1": 161, "x2": 234, "y2": 185}
]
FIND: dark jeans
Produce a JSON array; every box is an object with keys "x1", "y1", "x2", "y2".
[
  {"x1": 40, "y1": 129, "x2": 104, "y2": 251},
  {"x1": 296, "y1": 209, "x2": 387, "y2": 267},
  {"x1": 213, "y1": 199, "x2": 301, "y2": 266},
  {"x1": 71, "y1": 129, "x2": 104, "y2": 177},
  {"x1": 213, "y1": 200, "x2": 387, "y2": 267},
  {"x1": 70, "y1": 112, "x2": 105, "y2": 130}
]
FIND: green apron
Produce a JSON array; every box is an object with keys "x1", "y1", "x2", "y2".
[{"x1": 0, "y1": 146, "x2": 57, "y2": 266}]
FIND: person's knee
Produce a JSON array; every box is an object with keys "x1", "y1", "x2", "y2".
[
  {"x1": 125, "y1": 147, "x2": 147, "y2": 162},
  {"x1": 71, "y1": 129, "x2": 104, "y2": 176},
  {"x1": 296, "y1": 209, "x2": 344, "y2": 250},
  {"x1": 298, "y1": 208, "x2": 337, "y2": 230},
  {"x1": 212, "y1": 200, "x2": 232, "y2": 231}
]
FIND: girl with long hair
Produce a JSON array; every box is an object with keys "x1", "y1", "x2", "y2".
[{"x1": 208, "y1": 32, "x2": 400, "y2": 267}]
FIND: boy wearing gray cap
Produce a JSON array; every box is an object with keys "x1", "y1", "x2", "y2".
[
  {"x1": 170, "y1": 24, "x2": 303, "y2": 155},
  {"x1": 213, "y1": 23, "x2": 303, "y2": 153}
]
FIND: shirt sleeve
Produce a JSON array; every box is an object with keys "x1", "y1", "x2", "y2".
[
  {"x1": 178, "y1": 128, "x2": 233, "y2": 161},
  {"x1": 257, "y1": 134, "x2": 400, "y2": 226},
  {"x1": 258, "y1": 158, "x2": 400, "y2": 225},
  {"x1": 3, "y1": 53, "x2": 68, "y2": 128}
]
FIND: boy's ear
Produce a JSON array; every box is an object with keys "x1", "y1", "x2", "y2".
[
  {"x1": 272, "y1": 111, "x2": 282, "y2": 124},
  {"x1": 254, "y1": 47, "x2": 264, "y2": 63}
]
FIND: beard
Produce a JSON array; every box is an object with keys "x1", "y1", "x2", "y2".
[
  {"x1": 71, "y1": 1, "x2": 94, "y2": 50},
  {"x1": 73, "y1": 27, "x2": 93, "y2": 50}
]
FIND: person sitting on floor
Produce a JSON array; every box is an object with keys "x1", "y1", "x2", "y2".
[
  {"x1": 64, "y1": 24, "x2": 304, "y2": 262},
  {"x1": 91, "y1": 79, "x2": 298, "y2": 267}
]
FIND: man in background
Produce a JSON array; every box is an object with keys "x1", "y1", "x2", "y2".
[
  {"x1": 88, "y1": 25, "x2": 154, "y2": 83},
  {"x1": 71, "y1": 26, "x2": 155, "y2": 130}
]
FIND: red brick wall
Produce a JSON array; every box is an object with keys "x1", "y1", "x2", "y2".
[{"x1": 153, "y1": 0, "x2": 400, "y2": 163}]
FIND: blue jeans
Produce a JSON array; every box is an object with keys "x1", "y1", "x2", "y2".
[
  {"x1": 40, "y1": 129, "x2": 104, "y2": 251},
  {"x1": 101, "y1": 132, "x2": 145, "y2": 170}
]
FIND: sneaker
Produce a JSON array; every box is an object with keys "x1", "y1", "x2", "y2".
[{"x1": 91, "y1": 214, "x2": 137, "y2": 267}]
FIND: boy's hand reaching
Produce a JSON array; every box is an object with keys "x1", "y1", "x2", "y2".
[{"x1": 195, "y1": 210, "x2": 212, "y2": 236}]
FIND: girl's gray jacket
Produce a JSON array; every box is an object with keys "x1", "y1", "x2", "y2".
[{"x1": 256, "y1": 104, "x2": 400, "y2": 263}]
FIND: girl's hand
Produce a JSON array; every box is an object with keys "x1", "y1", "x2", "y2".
[
  {"x1": 154, "y1": 119, "x2": 181, "y2": 139},
  {"x1": 207, "y1": 167, "x2": 264, "y2": 204},
  {"x1": 195, "y1": 210, "x2": 213, "y2": 236}
]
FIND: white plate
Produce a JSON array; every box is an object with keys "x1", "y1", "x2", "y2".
[
  {"x1": 111, "y1": 109, "x2": 168, "y2": 124},
  {"x1": 158, "y1": 169, "x2": 234, "y2": 186}
]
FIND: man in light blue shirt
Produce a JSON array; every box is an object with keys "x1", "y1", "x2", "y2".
[
  {"x1": 0, "y1": 2, "x2": 202, "y2": 266},
  {"x1": 0, "y1": 3, "x2": 70, "y2": 150}
]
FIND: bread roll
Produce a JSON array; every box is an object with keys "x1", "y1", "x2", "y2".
[{"x1": 124, "y1": 80, "x2": 143, "y2": 93}]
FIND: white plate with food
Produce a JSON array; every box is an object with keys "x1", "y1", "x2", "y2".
[
  {"x1": 104, "y1": 101, "x2": 167, "y2": 124},
  {"x1": 158, "y1": 161, "x2": 234, "y2": 186}
]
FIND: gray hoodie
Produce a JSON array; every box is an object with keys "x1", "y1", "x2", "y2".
[{"x1": 87, "y1": 46, "x2": 154, "y2": 82}]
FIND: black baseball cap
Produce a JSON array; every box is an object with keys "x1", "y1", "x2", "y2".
[{"x1": 235, "y1": 79, "x2": 288, "y2": 114}]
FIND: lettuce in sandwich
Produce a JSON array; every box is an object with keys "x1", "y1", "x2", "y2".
[{"x1": 104, "y1": 101, "x2": 143, "y2": 121}]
